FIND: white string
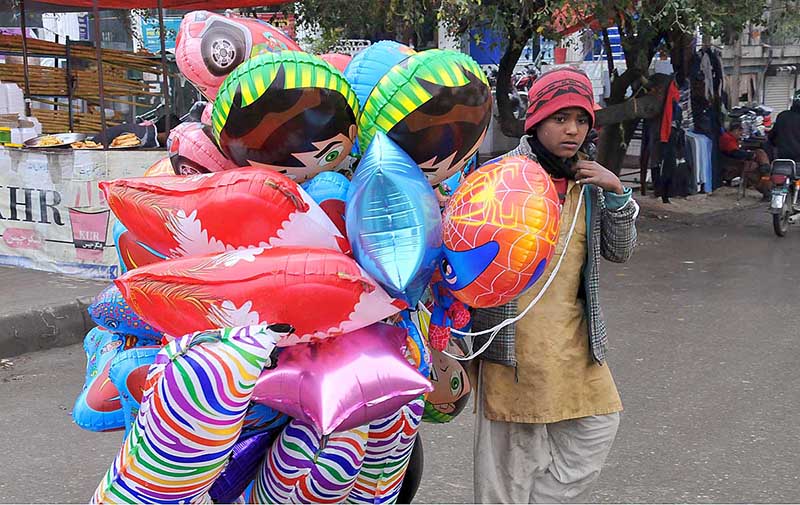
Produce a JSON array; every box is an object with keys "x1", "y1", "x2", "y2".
[{"x1": 421, "y1": 187, "x2": 585, "y2": 361}]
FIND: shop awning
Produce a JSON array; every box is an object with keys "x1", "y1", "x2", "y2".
[{"x1": 30, "y1": 0, "x2": 293, "y2": 10}]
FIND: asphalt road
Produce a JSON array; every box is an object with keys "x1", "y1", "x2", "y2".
[{"x1": 1, "y1": 202, "x2": 799, "y2": 503}]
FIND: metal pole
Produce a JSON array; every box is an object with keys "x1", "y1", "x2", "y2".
[
  {"x1": 19, "y1": 0, "x2": 32, "y2": 116},
  {"x1": 91, "y1": 0, "x2": 108, "y2": 143},
  {"x1": 157, "y1": 0, "x2": 171, "y2": 135},
  {"x1": 66, "y1": 37, "x2": 74, "y2": 131}
]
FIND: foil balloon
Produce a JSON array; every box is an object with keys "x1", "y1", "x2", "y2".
[
  {"x1": 73, "y1": 327, "x2": 124, "y2": 432},
  {"x1": 166, "y1": 121, "x2": 238, "y2": 174},
  {"x1": 175, "y1": 10, "x2": 301, "y2": 100},
  {"x1": 201, "y1": 102, "x2": 213, "y2": 126},
  {"x1": 88, "y1": 284, "x2": 165, "y2": 347},
  {"x1": 107, "y1": 345, "x2": 159, "y2": 437},
  {"x1": 253, "y1": 420, "x2": 369, "y2": 503},
  {"x1": 252, "y1": 323, "x2": 432, "y2": 435},
  {"x1": 208, "y1": 430, "x2": 280, "y2": 504},
  {"x1": 91, "y1": 325, "x2": 289, "y2": 504},
  {"x1": 112, "y1": 221, "x2": 167, "y2": 274},
  {"x1": 114, "y1": 246, "x2": 405, "y2": 346},
  {"x1": 142, "y1": 157, "x2": 174, "y2": 177},
  {"x1": 212, "y1": 51, "x2": 359, "y2": 182},
  {"x1": 101, "y1": 167, "x2": 348, "y2": 258},
  {"x1": 302, "y1": 170, "x2": 351, "y2": 240},
  {"x1": 397, "y1": 310, "x2": 431, "y2": 377},
  {"x1": 241, "y1": 402, "x2": 290, "y2": 439},
  {"x1": 320, "y1": 52, "x2": 352, "y2": 72},
  {"x1": 441, "y1": 156, "x2": 561, "y2": 308},
  {"x1": 396, "y1": 433, "x2": 423, "y2": 504},
  {"x1": 423, "y1": 343, "x2": 471, "y2": 423},
  {"x1": 358, "y1": 49, "x2": 491, "y2": 185},
  {"x1": 343, "y1": 40, "x2": 416, "y2": 110},
  {"x1": 346, "y1": 132, "x2": 442, "y2": 307},
  {"x1": 347, "y1": 397, "x2": 424, "y2": 503}
]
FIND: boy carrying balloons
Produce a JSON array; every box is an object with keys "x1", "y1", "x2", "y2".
[{"x1": 471, "y1": 68, "x2": 638, "y2": 504}]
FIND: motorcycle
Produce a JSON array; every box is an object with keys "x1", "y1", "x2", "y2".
[{"x1": 769, "y1": 159, "x2": 800, "y2": 236}]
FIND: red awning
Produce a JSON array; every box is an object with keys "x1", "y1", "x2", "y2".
[{"x1": 31, "y1": 0, "x2": 293, "y2": 9}]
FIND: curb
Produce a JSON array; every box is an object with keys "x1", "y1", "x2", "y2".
[{"x1": 0, "y1": 296, "x2": 96, "y2": 358}]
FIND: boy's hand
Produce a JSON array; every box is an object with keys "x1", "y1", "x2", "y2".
[{"x1": 575, "y1": 160, "x2": 625, "y2": 195}]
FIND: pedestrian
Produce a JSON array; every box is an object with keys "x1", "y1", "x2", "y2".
[{"x1": 471, "y1": 67, "x2": 638, "y2": 504}]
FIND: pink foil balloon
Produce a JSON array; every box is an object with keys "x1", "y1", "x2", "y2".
[
  {"x1": 252, "y1": 323, "x2": 432, "y2": 435},
  {"x1": 166, "y1": 122, "x2": 238, "y2": 174},
  {"x1": 320, "y1": 53, "x2": 352, "y2": 72},
  {"x1": 201, "y1": 102, "x2": 213, "y2": 126}
]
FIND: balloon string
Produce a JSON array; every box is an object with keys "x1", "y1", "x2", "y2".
[{"x1": 421, "y1": 188, "x2": 585, "y2": 362}]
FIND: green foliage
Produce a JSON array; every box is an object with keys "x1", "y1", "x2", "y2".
[{"x1": 288, "y1": 0, "x2": 437, "y2": 51}]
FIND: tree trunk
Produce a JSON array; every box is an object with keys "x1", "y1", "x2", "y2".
[
  {"x1": 731, "y1": 34, "x2": 743, "y2": 108},
  {"x1": 494, "y1": 32, "x2": 531, "y2": 138}
]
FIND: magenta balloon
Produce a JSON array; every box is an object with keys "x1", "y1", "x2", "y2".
[{"x1": 252, "y1": 323, "x2": 432, "y2": 435}]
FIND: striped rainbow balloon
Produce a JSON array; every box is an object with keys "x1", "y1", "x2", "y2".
[
  {"x1": 251, "y1": 420, "x2": 369, "y2": 503},
  {"x1": 91, "y1": 324, "x2": 287, "y2": 504},
  {"x1": 347, "y1": 398, "x2": 424, "y2": 504}
]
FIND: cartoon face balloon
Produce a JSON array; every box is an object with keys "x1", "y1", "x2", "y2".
[
  {"x1": 441, "y1": 156, "x2": 561, "y2": 308},
  {"x1": 423, "y1": 343, "x2": 471, "y2": 423},
  {"x1": 212, "y1": 51, "x2": 360, "y2": 183},
  {"x1": 175, "y1": 10, "x2": 301, "y2": 100},
  {"x1": 358, "y1": 49, "x2": 491, "y2": 185}
]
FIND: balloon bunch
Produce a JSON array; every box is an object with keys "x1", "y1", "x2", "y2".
[{"x1": 76, "y1": 12, "x2": 563, "y2": 504}]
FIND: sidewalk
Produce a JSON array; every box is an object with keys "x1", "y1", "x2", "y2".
[
  {"x1": 0, "y1": 266, "x2": 108, "y2": 358},
  {"x1": 634, "y1": 186, "x2": 765, "y2": 218}
]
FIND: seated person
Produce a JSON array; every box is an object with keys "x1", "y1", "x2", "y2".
[
  {"x1": 720, "y1": 122, "x2": 771, "y2": 197},
  {"x1": 92, "y1": 114, "x2": 180, "y2": 148}
]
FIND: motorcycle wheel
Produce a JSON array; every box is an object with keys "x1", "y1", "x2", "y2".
[{"x1": 773, "y1": 199, "x2": 790, "y2": 237}]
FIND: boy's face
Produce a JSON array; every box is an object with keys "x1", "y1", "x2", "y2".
[{"x1": 535, "y1": 107, "x2": 591, "y2": 160}]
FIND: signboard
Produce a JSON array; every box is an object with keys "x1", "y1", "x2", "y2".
[
  {"x1": 256, "y1": 13, "x2": 296, "y2": 40},
  {"x1": 0, "y1": 148, "x2": 164, "y2": 279},
  {"x1": 140, "y1": 16, "x2": 182, "y2": 53}
]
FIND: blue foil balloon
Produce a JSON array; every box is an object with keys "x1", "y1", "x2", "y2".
[
  {"x1": 208, "y1": 429, "x2": 282, "y2": 504},
  {"x1": 346, "y1": 131, "x2": 442, "y2": 306},
  {"x1": 108, "y1": 345, "x2": 160, "y2": 437},
  {"x1": 88, "y1": 284, "x2": 165, "y2": 347},
  {"x1": 73, "y1": 327, "x2": 125, "y2": 432},
  {"x1": 344, "y1": 40, "x2": 416, "y2": 111},
  {"x1": 301, "y1": 171, "x2": 350, "y2": 205}
]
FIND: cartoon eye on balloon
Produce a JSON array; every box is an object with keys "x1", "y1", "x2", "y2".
[
  {"x1": 423, "y1": 345, "x2": 471, "y2": 423},
  {"x1": 212, "y1": 51, "x2": 360, "y2": 183}
]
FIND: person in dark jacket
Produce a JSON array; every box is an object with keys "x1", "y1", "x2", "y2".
[{"x1": 769, "y1": 91, "x2": 800, "y2": 162}]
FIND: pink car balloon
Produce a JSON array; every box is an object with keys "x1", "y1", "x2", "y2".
[
  {"x1": 201, "y1": 102, "x2": 212, "y2": 126},
  {"x1": 175, "y1": 10, "x2": 301, "y2": 101},
  {"x1": 166, "y1": 122, "x2": 237, "y2": 174},
  {"x1": 252, "y1": 323, "x2": 432, "y2": 435},
  {"x1": 100, "y1": 167, "x2": 349, "y2": 258}
]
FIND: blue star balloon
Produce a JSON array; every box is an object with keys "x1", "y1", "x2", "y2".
[{"x1": 346, "y1": 131, "x2": 442, "y2": 306}]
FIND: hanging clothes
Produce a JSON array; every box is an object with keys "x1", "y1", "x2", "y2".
[
  {"x1": 700, "y1": 52, "x2": 714, "y2": 100},
  {"x1": 660, "y1": 80, "x2": 681, "y2": 142}
]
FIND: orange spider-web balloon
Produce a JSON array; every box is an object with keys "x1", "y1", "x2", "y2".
[{"x1": 441, "y1": 156, "x2": 560, "y2": 308}]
